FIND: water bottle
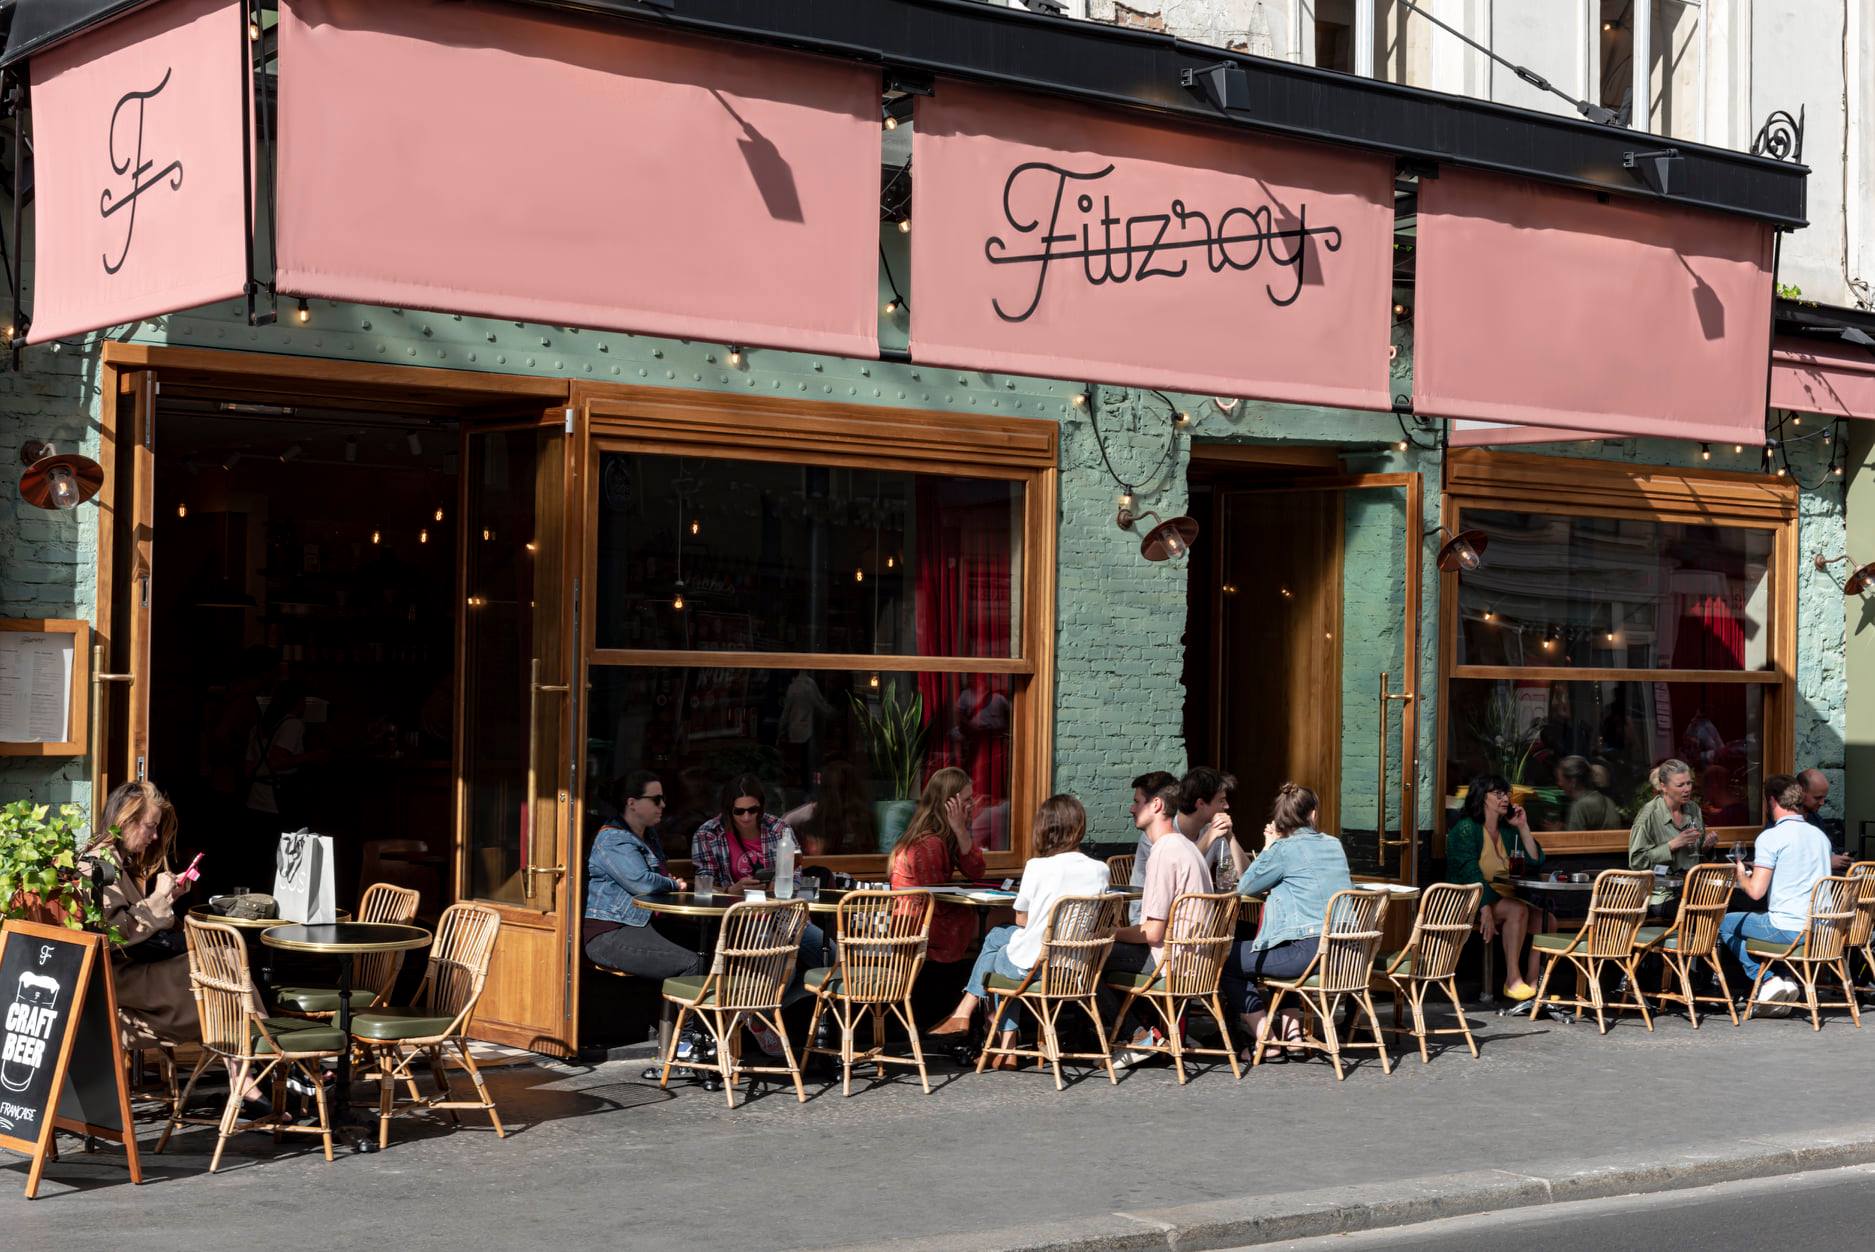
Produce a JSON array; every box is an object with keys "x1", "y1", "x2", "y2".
[{"x1": 774, "y1": 828, "x2": 798, "y2": 899}]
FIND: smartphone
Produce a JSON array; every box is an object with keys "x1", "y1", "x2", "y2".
[{"x1": 177, "y1": 851, "x2": 205, "y2": 884}]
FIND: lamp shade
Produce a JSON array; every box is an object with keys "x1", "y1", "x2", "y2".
[
  {"x1": 19, "y1": 453, "x2": 104, "y2": 510},
  {"x1": 1436, "y1": 527, "x2": 1489, "y2": 573},
  {"x1": 1140, "y1": 515, "x2": 1199, "y2": 562}
]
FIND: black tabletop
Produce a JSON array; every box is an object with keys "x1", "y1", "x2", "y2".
[{"x1": 260, "y1": 921, "x2": 433, "y2": 953}]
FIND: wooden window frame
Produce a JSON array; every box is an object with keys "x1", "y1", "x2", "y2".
[
  {"x1": 1436, "y1": 449, "x2": 1798, "y2": 856},
  {"x1": 572, "y1": 383, "x2": 1059, "y2": 873}
]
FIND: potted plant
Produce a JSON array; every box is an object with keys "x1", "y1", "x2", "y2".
[
  {"x1": 849, "y1": 686, "x2": 930, "y2": 852},
  {"x1": 1, "y1": 801, "x2": 111, "y2": 932}
]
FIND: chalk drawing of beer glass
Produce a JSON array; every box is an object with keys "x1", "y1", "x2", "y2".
[{"x1": 2, "y1": 970, "x2": 62, "y2": 1092}]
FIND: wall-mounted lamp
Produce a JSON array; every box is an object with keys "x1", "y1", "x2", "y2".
[
  {"x1": 1118, "y1": 494, "x2": 1199, "y2": 562},
  {"x1": 1815, "y1": 553, "x2": 1875, "y2": 596},
  {"x1": 1431, "y1": 525, "x2": 1489, "y2": 573},
  {"x1": 17, "y1": 440, "x2": 104, "y2": 511}
]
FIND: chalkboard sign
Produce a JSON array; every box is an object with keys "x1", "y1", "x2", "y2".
[{"x1": 0, "y1": 920, "x2": 141, "y2": 1198}]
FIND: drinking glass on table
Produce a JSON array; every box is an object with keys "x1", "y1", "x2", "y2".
[{"x1": 694, "y1": 872, "x2": 714, "y2": 900}]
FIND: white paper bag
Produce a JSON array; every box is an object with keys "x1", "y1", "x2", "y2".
[{"x1": 273, "y1": 829, "x2": 336, "y2": 924}]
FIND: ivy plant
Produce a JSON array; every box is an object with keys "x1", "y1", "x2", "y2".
[{"x1": 0, "y1": 800, "x2": 114, "y2": 936}]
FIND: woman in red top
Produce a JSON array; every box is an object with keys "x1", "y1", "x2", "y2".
[{"x1": 889, "y1": 767, "x2": 984, "y2": 965}]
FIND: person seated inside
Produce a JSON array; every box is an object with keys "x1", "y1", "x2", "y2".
[
  {"x1": 1446, "y1": 773, "x2": 1549, "y2": 1002},
  {"x1": 1177, "y1": 766, "x2": 1248, "y2": 892},
  {"x1": 1107, "y1": 780, "x2": 1211, "y2": 1063},
  {"x1": 687, "y1": 774, "x2": 826, "y2": 1054},
  {"x1": 927, "y1": 795, "x2": 1109, "y2": 1064},
  {"x1": 1557, "y1": 755, "x2": 1622, "y2": 831},
  {"x1": 1220, "y1": 783, "x2": 1350, "y2": 1058},
  {"x1": 888, "y1": 767, "x2": 986, "y2": 972},
  {"x1": 1719, "y1": 773, "x2": 1834, "y2": 1017},
  {"x1": 1124, "y1": 770, "x2": 1178, "y2": 889}
]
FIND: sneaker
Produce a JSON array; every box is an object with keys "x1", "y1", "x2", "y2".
[
  {"x1": 1754, "y1": 975, "x2": 1800, "y2": 1017},
  {"x1": 748, "y1": 1020, "x2": 786, "y2": 1058},
  {"x1": 1113, "y1": 1027, "x2": 1164, "y2": 1069}
]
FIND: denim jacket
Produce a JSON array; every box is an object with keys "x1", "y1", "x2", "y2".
[
  {"x1": 584, "y1": 823, "x2": 677, "y2": 928},
  {"x1": 1236, "y1": 828, "x2": 1352, "y2": 951}
]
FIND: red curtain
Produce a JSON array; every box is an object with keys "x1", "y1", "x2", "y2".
[
  {"x1": 915, "y1": 486, "x2": 1013, "y2": 849},
  {"x1": 1672, "y1": 592, "x2": 1746, "y2": 770}
]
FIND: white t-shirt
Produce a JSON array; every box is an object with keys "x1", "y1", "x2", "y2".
[
  {"x1": 1757, "y1": 815, "x2": 1833, "y2": 932},
  {"x1": 1008, "y1": 851, "x2": 1110, "y2": 970}
]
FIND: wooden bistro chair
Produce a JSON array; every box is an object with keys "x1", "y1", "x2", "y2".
[
  {"x1": 803, "y1": 889, "x2": 935, "y2": 1096},
  {"x1": 1102, "y1": 891, "x2": 1242, "y2": 1083},
  {"x1": 347, "y1": 903, "x2": 506, "y2": 1149},
  {"x1": 159, "y1": 917, "x2": 340, "y2": 1171},
  {"x1": 274, "y1": 882, "x2": 422, "y2": 1020},
  {"x1": 1375, "y1": 882, "x2": 1483, "y2": 1063},
  {"x1": 1634, "y1": 863, "x2": 1739, "y2": 1028},
  {"x1": 977, "y1": 894, "x2": 1124, "y2": 1091},
  {"x1": 1847, "y1": 862, "x2": 1875, "y2": 988},
  {"x1": 1528, "y1": 869, "x2": 1653, "y2": 1034},
  {"x1": 1742, "y1": 876, "x2": 1863, "y2": 1031},
  {"x1": 1253, "y1": 889, "x2": 1392, "y2": 1080},
  {"x1": 1106, "y1": 854, "x2": 1135, "y2": 887},
  {"x1": 659, "y1": 898, "x2": 810, "y2": 1108}
]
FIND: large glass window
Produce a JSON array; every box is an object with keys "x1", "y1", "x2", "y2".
[{"x1": 588, "y1": 450, "x2": 1032, "y2": 859}]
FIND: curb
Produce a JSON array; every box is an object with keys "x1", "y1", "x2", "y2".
[{"x1": 838, "y1": 1127, "x2": 1875, "y2": 1251}]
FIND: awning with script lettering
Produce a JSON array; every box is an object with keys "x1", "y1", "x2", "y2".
[
  {"x1": 1412, "y1": 168, "x2": 1775, "y2": 444},
  {"x1": 1770, "y1": 335, "x2": 1875, "y2": 420},
  {"x1": 271, "y1": 0, "x2": 880, "y2": 359},
  {"x1": 27, "y1": 0, "x2": 249, "y2": 344},
  {"x1": 908, "y1": 79, "x2": 1395, "y2": 411}
]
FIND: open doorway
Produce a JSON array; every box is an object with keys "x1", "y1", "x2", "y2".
[{"x1": 147, "y1": 401, "x2": 461, "y2": 917}]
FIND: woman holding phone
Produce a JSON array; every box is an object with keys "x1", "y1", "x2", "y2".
[
  {"x1": 1446, "y1": 773, "x2": 1549, "y2": 1001},
  {"x1": 80, "y1": 781, "x2": 199, "y2": 1046}
]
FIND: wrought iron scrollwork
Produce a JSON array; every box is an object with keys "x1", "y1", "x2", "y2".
[{"x1": 1751, "y1": 107, "x2": 1805, "y2": 163}]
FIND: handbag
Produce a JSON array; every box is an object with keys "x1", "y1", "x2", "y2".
[{"x1": 121, "y1": 927, "x2": 188, "y2": 963}]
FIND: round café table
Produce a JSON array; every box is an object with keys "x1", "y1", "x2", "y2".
[
  {"x1": 261, "y1": 921, "x2": 432, "y2": 1152},
  {"x1": 189, "y1": 906, "x2": 351, "y2": 1005}
]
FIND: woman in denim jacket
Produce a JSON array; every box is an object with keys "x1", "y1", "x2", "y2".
[
  {"x1": 584, "y1": 771, "x2": 703, "y2": 982},
  {"x1": 1220, "y1": 783, "x2": 1351, "y2": 1056}
]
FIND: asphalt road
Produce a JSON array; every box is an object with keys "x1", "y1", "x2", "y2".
[{"x1": 1261, "y1": 1162, "x2": 1875, "y2": 1251}]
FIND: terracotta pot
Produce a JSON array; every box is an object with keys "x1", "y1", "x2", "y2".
[{"x1": 7, "y1": 889, "x2": 78, "y2": 929}]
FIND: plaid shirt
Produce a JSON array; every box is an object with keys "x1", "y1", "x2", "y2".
[{"x1": 689, "y1": 813, "x2": 788, "y2": 886}]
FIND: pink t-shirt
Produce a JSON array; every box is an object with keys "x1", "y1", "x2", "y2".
[{"x1": 1140, "y1": 831, "x2": 1210, "y2": 965}]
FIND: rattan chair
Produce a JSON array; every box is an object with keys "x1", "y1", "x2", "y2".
[
  {"x1": 1846, "y1": 862, "x2": 1875, "y2": 987},
  {"x1": 159, "y1": 917, "x2": 340, "y2": 1171},
  {"x1": 659, "y1": 898, "x2": 810, "y2": 1108},
  {"x1": 1106, "y1": 854, "x2": 1135, "y2": 887},
  {"x1": 1101, "y1": 891, "x2": 1241, "y2": 1083},
  {"x1": 803, "y1": 889, "x2": 934, "y2": 1096},
  {"x1": 275, "y1": 882, "x2": 422, "y2": 1019},
  {"x1": 1742, "y1": 875, "x2": 1862, "y2": 1031},
  {"x1": 1634, "y1": 864, "x2": 1738, "y2": 1028},
  {"x1": 977, "y1": 894, "x2": 1124, "y2": 1090},
  {"x1": 1376, "y1": 882, "x2": 1482, "y2": 1063},
  {"x1": 348, "y1": 903, "x2": 505, "y2": 1149},
  {"x1": 1253, "y1": 889, "x2": 1392, "y2": 1079},
  {"x1": 1528, "y1": 869, "x2": 1653, "y2": 1034}
]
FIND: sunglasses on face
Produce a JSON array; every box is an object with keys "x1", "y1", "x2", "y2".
[
  {"x1": 732, "y1": 804, "x2": 762, "y2": 817},
  {"x1": 635, "y1": 794, "x2": 667, "y2": 806}
]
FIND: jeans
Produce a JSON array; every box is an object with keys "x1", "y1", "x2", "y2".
[
  {"x1": 585, "y1": 922, "x2": 706, "y2": 981},
  {"x1": 1718, "y1": 911, "x2": 1800, "y2": 982},
  {"x1": 964, "y1": 924, "x2": 1028, "y2": 1032},
  {"x1": 1221, "y1": 937, "x2": 1319, "y2": 1018}
]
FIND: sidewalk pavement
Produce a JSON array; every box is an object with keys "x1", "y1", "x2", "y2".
[{"x1": 5, "y1": 1000, "x2": 1875, "y2": 1250}]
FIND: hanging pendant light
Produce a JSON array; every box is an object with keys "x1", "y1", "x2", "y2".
[
  {"x1": 1431, "y1": 525, "x2": 1490, "y2": 573},
  {"x1": 17, "y1": 440, "x2": 104, "y2": 511}
]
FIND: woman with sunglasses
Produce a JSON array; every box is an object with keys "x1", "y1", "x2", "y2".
[{"x1": 583, "y1": 771, "x2": 703, "y2": 982}]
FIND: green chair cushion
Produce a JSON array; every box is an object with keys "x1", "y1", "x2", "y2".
[
  {"x1": 1102, "y1": 970, "x2": 1161, "y2": 993},
  {"x1": 803, "y1": 967, "x2": 838, "y2": 992},
  {"x1": 1380, "y1": 952, "x2": 1415, "y2": 977},
  {"x1": 349, "y1": 1008, "x2": 457, "y2": 1042},
  {"x1": 1745, "y1": 938, "x2": 1805, "y2": 958},
  {"x1": 254, "y1": 1025, "x2": 345, "y2": 1055},
  {"x1": 1531, "y1": 933, "x2": 1580, "y2": 953},
  {"x1": 985, "y1": 971, "x2": 1029, "y2": 993},
  {"x1": 272, "y1": 985, "x2": 377, "y2": 1014},
  {"x1": 661, "y1": 975, "x2": 716, "y2": 1006},
  {"x1": 1634, "y1": 926, "x2": 1668, "y2": 946}
]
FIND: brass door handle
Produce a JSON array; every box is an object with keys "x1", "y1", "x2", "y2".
[
  {"x1": 1377, "y1": 671, "x2": 1416, "y2": 851},
  {"x1": 522, "y1": 660, "x2": 569, "y2": 901}
]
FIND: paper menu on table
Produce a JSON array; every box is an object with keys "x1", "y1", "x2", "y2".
[{"x1": 0, "y1": 632, "x2": 75, "y2": 744}]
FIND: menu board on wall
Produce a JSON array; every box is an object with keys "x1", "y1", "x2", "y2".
[{"x1": 0, "y1": 622, "x2": 89, "y2": 756}]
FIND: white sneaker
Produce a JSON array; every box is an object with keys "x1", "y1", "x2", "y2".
[
  {"x1": 1112, "y1": 1028, "x2": 1163, "y2": 1069},
  {"x1": 1754, "y1": 975, "x2": 1800, "y2": 1017}
]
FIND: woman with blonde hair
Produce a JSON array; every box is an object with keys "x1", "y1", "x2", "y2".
[
  {"x1": 889, "y1": 767, "x2": 986, "y2": 968},
  {"x1": 927, "y1": 794, "x2": 1108, "y2": 1064},
  {"x1": 80, "y1": 781, "x2": 199, "y2": 1047},
  {"x1": 1629, "y1": 757, "x2": 1715, "y2": 908}
]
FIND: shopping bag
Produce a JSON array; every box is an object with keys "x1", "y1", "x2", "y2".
[{"x1": 273, "y1": 829, "x2": 337, "y2": 924}]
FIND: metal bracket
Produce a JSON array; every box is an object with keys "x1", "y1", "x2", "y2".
[
  {"x1": 1751, "y1": 107, "x2": 1805, "y2": 163},
  {"x1": 1179, "y1": 62, "x2": 1250, "y2": 113},
  {"x1": 1622, "y1": 147, "x2": 1683, "y2": 196}
]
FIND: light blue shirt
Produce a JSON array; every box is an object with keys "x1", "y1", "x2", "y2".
[{"x1": 1757, "y1": 815, "x2": 1833, "y2": 932}]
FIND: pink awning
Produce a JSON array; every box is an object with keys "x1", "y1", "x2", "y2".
[
  {"x1": 1771, "y1": 335, "x2": 1875, "y2": 420},
  {"x1": 28, "y1": 0, "x2": 248, "y2": 343},
  {"x1": 1447, "y1": 420, "x2": 1612, "y2": 446},
  {"x1": 274, "y1": 0, "x2": 879, "y2": 358},
  {"x1": 909, "y1": 80, "x2": 1395, "y2": 409},
  {"x1": 1413, "y1": 168, "x2": 1775, "y2": 444}
]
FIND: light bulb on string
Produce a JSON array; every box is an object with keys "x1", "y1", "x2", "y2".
[
  {"x1": 371, "y1": 529, "x2": 381, "y2": 545},
  {"x1": 1733, "y1": 444, "x2": 1743, "y2": 454},
  {"x1": 884, "y1": 298, "x2": 899, "y2": 314},
  {"x1": 295, "y1": 299, "x2": 310, "y2": 325},
  {"x1": 419, "y1": 528, "x2": 429, "y2": 544},
  {"x1": 897, "y1": 218, "x2": 911, "y2": 234},
  {"x1": 434, "y1": 507, "x2": 444, "y2": 522},
  {"x1": 727, "y1": 346, "x2": 743, "y2": 367},
  {"x1": 1700, "y1": 443, "x2": 1711, "y2": 461},
  {"x1": 854, "y1": 567, "x2": 865, "y2": 583},
  {"x1": 177, "y1": 502, "x2": 188, "y2": 519},
  {"x1": 690, "y1": 518, "x2": 700, "y2": 536}
]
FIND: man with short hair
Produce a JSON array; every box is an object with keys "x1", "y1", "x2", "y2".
[
  {"x1": 1177, "y1": 766, "x2": 1242, "y2": 890},
  {"x1": 1125, "y1": 770, "x2": 1179, "y2": 889},
  {"x1": 1108, "y1": 781, "x2": 1209, "y2": 1064},
  {"x1": 1718, "y1": 773, "x2": 1834, "y2": 1016},
  {"x1": 1798, "y1": 767, "x2": 1852, "y2": 871}
]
